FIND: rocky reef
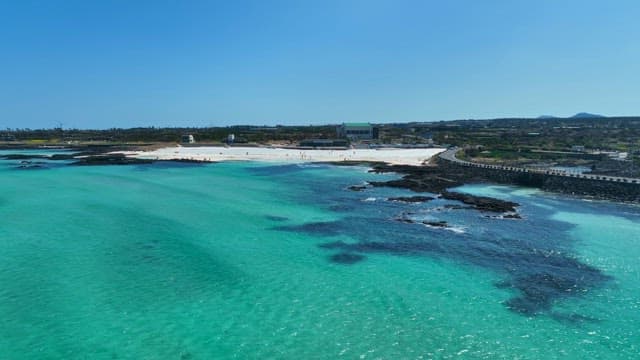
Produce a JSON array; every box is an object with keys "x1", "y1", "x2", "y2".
[
  {"x1": 439, "y1": 191, "x2": 519, "y2": 213},
  {"x1": 387, "y1": 196, "x2": 435, "y2": 203},
  {"x1": 364, "y1": 163, "x2": 522, "y2": 215},
  {"x1": 72, "y1": 154, "x2": 154, "y2": 166}
]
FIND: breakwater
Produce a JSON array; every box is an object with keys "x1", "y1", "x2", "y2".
[{"x1": 438, "y1": 149, "x2": 640, "y2": 202}]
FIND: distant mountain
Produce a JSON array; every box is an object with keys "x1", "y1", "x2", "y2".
[
  {"x1": 571, "y1": 112, "x2": 606, "y2": 119},
  {"x1": 537, "y1": 113, "x2": 606, "y2": 119}
]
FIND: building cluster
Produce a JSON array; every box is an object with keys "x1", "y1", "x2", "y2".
[
  {"x1": 571, "y1": 144, "x2": 629, "y2": 161},
  {"x1": 1, "y1": 133, "x2": 16, "y2": 141}
]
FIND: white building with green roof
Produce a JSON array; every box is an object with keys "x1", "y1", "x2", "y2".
[{"x1": 337, "y1": 122, "x2": 376, "y2": 140}]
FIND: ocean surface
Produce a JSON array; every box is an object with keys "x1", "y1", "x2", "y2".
[{"x1": 1, "y1": 153, "x2": 639, "y2": 359}]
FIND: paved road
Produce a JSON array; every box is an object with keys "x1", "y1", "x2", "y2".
[{"x1": 438, "y1": 148, "x2": 640, "y2": 184}]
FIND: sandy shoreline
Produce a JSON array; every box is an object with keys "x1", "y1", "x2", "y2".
[{"x1": 127, "y1": 146, "x2": 446, "y2": 166}]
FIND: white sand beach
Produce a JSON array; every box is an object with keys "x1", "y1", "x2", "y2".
[{"x1": 129, "y1": 146, "x2": 445, "y2": 166}]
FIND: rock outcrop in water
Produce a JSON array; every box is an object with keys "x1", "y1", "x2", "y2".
[
  {"x1": 368, "y1": 163, "x2": 467, "y2": 193},
  {"x1": 364, "y1": 163, "x2": 522, "y2": 215},
  {"x1": 387, "y1": 196, "x2": 435, "y2": 203},
  {"x1": 439, "y1": 191, "x2": 519, "y2": 213},
  {"x1": 72, "y1": 154, "x2": 154, "y2": 166},
  {"x1": 423, "y1": 220, "x2": 449, "y2": 228},
  {"x1": 1, "y1": 154, "x2": 50, "y2": 160}
]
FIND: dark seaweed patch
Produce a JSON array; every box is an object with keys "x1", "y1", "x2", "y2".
[
  {"x1": 268, "y1": 165, "x2": 619, "y2": 318},
  {"x1": 289, "y1": 219, "x2": 610, "y2": 317},
  {"x1": 274, "y1": 222, "x2": 343, "y2": 237},
  {"x1": 265, "y1": 215, "x2": 289, "y2": 222},
  {"x1": 498, "y1": 263, "x2": 608, "y2": 316},
  {"x1": 330, "y1": 253, "x2": 365, "y2": 264},
  {"x1": 550, "y1": 311, "x2": 601, "y2": 325},
  {"x1": 11, "y1": 161, "x2": 56, "y2": 170},
  {"x1": 328, "y1": 204, "x2": 356, "y2": 212}
]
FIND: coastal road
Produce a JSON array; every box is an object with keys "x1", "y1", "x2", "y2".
[{"x1": 439, "y1": 148, "x2": 640, "y2": 184}]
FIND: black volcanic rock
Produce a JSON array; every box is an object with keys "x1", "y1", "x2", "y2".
[
  {"x1": 49, "y1": 154, "x2": 76, "y2": 160},
  {"x1": 369, "y1": 177, "x2": 459, "y2": 194},
  {"x1": 367, "y1": 163, "x2": 523, "y2": 214},
  {"x1": 368, "y1": 164, "x2": 466, "y2": 193},
  {"x1": 1, "y1": 154, "x2": 50, "y2": 160},
  {"x1": 440, "y1": 191, "x2": 519, "y2": 213},
  {"x1": 423, "y1": 221, "x2": 448, "y2": 228},
  {"x1": 348, "y1": 184, "x2": 368, "y2": 191},
  {"x1": 443, "y1": 204, "x2": 474, "y2": 210},
  {"x1": 72, "y1": 154, "x2": 154, "y2": 166},
  {"x1": 396, "y1": 218, "x2": 415, "y2": 224},
  {"x1": 387, "y1": 196, "x2": 435, "y2": 203},
  {"x1": 393, "y1": 212, "x2": 417, "y2": 223}
]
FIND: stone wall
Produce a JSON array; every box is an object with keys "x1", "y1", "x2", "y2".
[{"x1": 437, "y1": 158, "x2": 640, "y2": 202}]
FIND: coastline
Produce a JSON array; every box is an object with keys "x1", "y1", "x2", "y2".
[
  {"x1": 4, "y1": 143, "x2": 637, "y2": 204},
  {"x1": 126, "y1": 145, "x2": 446, "y2": 166}
]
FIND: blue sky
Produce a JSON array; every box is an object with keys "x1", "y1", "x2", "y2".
[{"x1": 1, "y1": 0, "x2": 639, "y2": 129}]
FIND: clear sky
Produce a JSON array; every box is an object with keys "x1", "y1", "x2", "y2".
[{"x1": 1, "y1": 0, "x2": 639, "y2": 129}]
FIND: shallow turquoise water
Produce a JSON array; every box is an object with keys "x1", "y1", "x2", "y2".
[{"x1": 0, "y1": 159, "x2": 639, "y2": 359}]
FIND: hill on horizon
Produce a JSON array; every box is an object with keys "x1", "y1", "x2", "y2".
[
  {"x1": 536, "y1": 113, "x2": 606, "y2": 119},
  {"x1": 570, "y1": 112, "x2": 606, "y2": 119}
]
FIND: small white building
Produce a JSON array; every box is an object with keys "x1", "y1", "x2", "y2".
[{"x1": 181, "y1": 134, "x2": 195, "y2": 144}]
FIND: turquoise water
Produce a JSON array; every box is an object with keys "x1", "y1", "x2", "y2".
[{"x1": 1, "y1": 158, "x2": 639, "y2": 359}]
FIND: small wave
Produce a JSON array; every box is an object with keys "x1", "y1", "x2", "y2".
[
  {"x1": 362, "y1": 197, "x2": 377, "y2": 202},
  {"x1": 446, "y1": 226, "x2": 466, "y2": 234},
  {"x1": 297, "y1": 163, "x2": 325, "y2": 168},
  {"x1": 422, "y1": 223, "x2": 466, "y2": 234},
  {"x1": 484, "y1": 213, "x2": 522, "y2": 220}
]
